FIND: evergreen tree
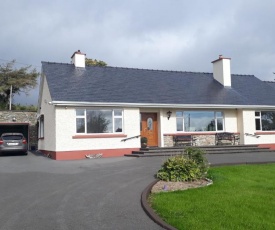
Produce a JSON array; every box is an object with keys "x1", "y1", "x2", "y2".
[
  {"x1": 85, "y1": 58, "x2": 107, "y2": 67},
  {"x1": 0, "y1": 60, "x2": 39, "y2": 109}
]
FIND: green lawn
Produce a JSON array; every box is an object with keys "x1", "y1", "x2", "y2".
[{"x1": 150, "y1": 164, "x2": 275, "y2": 230}]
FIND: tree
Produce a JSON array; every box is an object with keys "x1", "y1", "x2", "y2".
[
  {"x1": 85, "y1": 58, "x2": 107, "y2": 67},
  {"x1": 0, "y1": 60, "x2": 39, "y2": 109},
  {"x1": 261, "y1": 112, "x2": 275, "y2": 130},
  {"x1": 87, "y1": 111, "x2": 110, "y2": 133}
]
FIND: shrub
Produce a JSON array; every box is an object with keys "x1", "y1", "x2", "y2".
[
  {"x1": 13, "y1": 104, "x2": 37, "y2": 111},
  {"x1": 185, "y1": 147, "x2": 209, "y2": 177},
  {"x1": 0, "y1": 103, "x2": 37, "y2": 111},
  {"x1": 156, "y1": 147, "x2": 209, "y2": 182}
]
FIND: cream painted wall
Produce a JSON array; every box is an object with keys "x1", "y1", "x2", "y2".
[
  {"x1": 55, "y1": 107, "x2": 140, "y2": 151},
  {"x1": 224, "y1": 110, "x2": 238, "y2": 132},
  {"x1": 160, "y1": 108, "x2": 274, "y2": 145},
  {"x1": 253, "y1": 134, "x2": 275, "y2": 144},
  {"x1": 161, "y1": 109, "x2": 238, "y2": 134},
  {"x1": 159, "y1": 109, "x2": 176, "y2": 147},
  {"x1": 40, "y1": 96, "x2": 275, "y2": 152},
  {"x1": 160, "y1": 109, "x2": 177, "y2": 133},
  {"x1": 140, "y1": 108, "x2": 274, "y2": 147},
  {"x1": 237, "y1": 109, "x2": 245, "y2": 144},
  {"x1": 38, "y1": 76, "x2": 56, "y2": 151},
  {"x1": 242, "y1": 110, "x2": 275, "y2": 144}
]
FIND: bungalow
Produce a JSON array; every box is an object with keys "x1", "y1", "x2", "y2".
[{"x1": 38, "y1": 51, "x2": 275, "y2": 160}]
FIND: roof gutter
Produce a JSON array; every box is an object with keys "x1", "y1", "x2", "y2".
[{"x1": 49, "y1": 101, "x2": 275, "y2": 110}]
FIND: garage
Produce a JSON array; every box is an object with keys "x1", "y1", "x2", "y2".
[
  {"x1": 0, "y1": 123, "x2": 29, "y2": 149},
  {"x1": 0, "y1": 111, "x2": 37, "y2": 150}
]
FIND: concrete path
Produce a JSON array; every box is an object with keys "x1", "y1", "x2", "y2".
[
  {"x1": 1, "y1": 151, "x2": 275, "y2": 230},
  {"x1": 206, "y1": 151, "x2": 275, "y2": 165}
]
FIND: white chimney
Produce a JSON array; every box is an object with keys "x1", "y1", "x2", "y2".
[
  {"x1": 212, "y1": 55, "x2": 231, "y2": 87},
  {"x1": 71, "y1": 50, "x2": 86, "y2": 68}
]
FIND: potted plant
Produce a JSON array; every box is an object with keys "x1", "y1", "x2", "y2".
[{"x1": 140, "y1": 137, "x2": 148, "y2": 148}]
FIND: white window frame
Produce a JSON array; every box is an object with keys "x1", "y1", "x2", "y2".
[
  {"x1": 176, "y1": 111, "x2": 224, "y2": 132},
  {"x1": 38, "y1": 115, "x2": 44, "y2": 138},
  {"x1": 255, "y1": 111, "x2": 275, "y2": 131},
  {"x1": 216, "y1": 112, "x2": 224, "y2": 131},
  {"x1": 76, "y1": 109, "x2": 86, "y2": 133},
  {"x1": 113, "y1": 109, "x2": 123, "y2": 133},
  {"x1": 255, "y1": 111, "x2": 262, "y2": 131},
  {"x1": 76, "y1": 108, "x2": 124, "y2": 134}
]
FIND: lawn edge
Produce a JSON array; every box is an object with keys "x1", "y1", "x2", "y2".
[{"x1": 141, "y1": 179, "x2": 178, "y2": 230}]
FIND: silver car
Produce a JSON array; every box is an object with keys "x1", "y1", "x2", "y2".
[{"x1": 0, "y1": 133, "x2": 28, "y2": 155}]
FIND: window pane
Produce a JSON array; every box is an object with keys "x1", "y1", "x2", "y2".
[
  {"x1": 261, "y1": 111, "x2": 275, "y2": 131},
  {"x1": 217, "y1": 118, "x2": 224, "y2": 131},
  {"x1": 255, "y1": 118, "x2": 261, "y2": 131},
  {"x1": 114, "y1": 109, "x2": 122, "y2": 116},
  {"x1": 86, "y1": 110, "x2": 112, "y2": 133},
  {"x1": 114, "y1": 118, "x2": 122, "y2": 132},
  {"x1": 216, "y1": 112, "x2": 223, "y2": 117},
  {"x1": 176, "y1": 118, "x2": 183, "y2": 131},
  {"x1": 184, "y1": 111, "x2": 215, "y2": 132},
  {"x1": 206, "y1": 120, "x2": 215, "y2": 131},
  {"x1": 76, "y1": 118, "x2": 85, "y2": 133},
  {"x1": 147, "y1": 118, "x2": 153, "y2": 130},
  {"x1": 255, "y1": 111, "x2": 260, "y2": 117},
  {"x1": 176, "y1": 111, "x2": 183, "y2": 117},
  {"x1": 39, "y1": 115, "x2": 44, "y2": 138},
  {"x1": 76, "y1": 109, "x2": 85, "y2": 116}
]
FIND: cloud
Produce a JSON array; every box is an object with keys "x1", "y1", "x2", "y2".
[{"x1": 1, "y1": 0, "x2": 275, "y2": 104}]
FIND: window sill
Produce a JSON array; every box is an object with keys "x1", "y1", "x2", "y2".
[
  {"x1": 164, "y1": 132, "x2": 240, "y2": 136},
  {"x1": 164, "y1": 132, "x2": 217, "y2": 136},
  {"x1": 255, "y1": 132, "x2": 275, "y2": 135},
  {"x1": 72, "y1": 134, "x2": 127, "y2": 139}
]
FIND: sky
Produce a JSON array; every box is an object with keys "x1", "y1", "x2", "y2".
[{"x1": 1, "y1": 0, "x2": 275, "y2": 105}]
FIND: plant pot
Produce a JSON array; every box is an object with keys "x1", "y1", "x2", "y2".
[{"x1": 141, "y1": 143, "x2": 147, "y2": 148}]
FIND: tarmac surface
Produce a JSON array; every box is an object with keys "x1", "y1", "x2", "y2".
[{"x1": 1, "y1": 151, "x2": 275, "y2": 230}]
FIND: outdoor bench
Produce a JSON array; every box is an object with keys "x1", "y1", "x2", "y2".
[
  {"x1": 215, "y1": 132, "x2": 236, "y2": 145},
  {"x1": 173, "y1": 135, "x2": 196, "y2": 147}
]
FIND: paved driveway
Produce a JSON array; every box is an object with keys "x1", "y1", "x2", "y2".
[
  {"x1": 0, "y1": 153, "x2": 165, "y2": 230},
  {"x1": 1, "y1": 151, "x2": 275, "y2": 230}
]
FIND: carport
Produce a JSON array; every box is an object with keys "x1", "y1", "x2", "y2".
[{"x1": 0, "y1": 123, "x2": 29, "y2": 149}]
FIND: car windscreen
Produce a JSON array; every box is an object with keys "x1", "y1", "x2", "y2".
[{"x1": 2, "y1": 135, "x2": 23, "y2": 140}]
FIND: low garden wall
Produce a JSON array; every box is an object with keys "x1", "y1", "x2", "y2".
[{"x1": 164, "y1": 134, "x2": 240, "y2": 147}]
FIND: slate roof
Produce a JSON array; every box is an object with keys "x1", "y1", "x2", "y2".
[
  {"x1": 41, "y1": 62, "x2": 275, "y2": 107},
  {"x1": 265, "y1": 81, "x2": 275, "y2": 89}
]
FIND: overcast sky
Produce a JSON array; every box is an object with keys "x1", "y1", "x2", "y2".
[{"x1": 1, "y1": 0, "x2": 275, "y2": 105}]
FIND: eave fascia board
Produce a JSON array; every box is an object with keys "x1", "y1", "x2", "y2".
[{"x1": 48, "y1": 101, "x2": 275, "y2": 110}]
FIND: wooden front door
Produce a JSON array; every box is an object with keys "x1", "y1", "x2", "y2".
[{"x1": 140, "y1": 113, "x2": 158, "y2": 147}]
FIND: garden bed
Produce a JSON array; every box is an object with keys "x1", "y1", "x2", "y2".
[{"x1": 151, "y1": 179, "x2": 212, "y2": 193}]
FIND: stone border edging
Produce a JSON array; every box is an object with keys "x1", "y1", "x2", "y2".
[
  {"x1": 141, "y1": 179, "x2": 178, "y2": 230},
  {"x1": 211, "y1": 161, "x2": 275, "y2": 167}
]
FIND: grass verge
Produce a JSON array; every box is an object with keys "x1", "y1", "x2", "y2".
[{"x1": 150, "y1": 164, "x2": 275, "y2": 230}]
